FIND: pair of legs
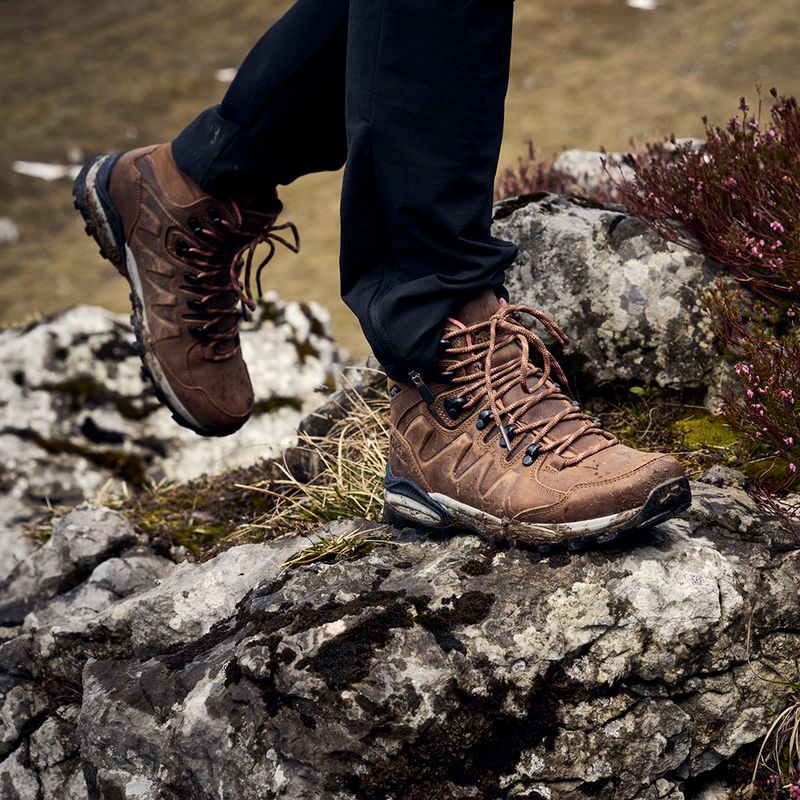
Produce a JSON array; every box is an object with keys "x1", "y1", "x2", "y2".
[
  {"x1": 73, "y1": 0, "x2": 692, "y2": 549},
  {"x1": 172, "y1": 0, "x2": 518, "y2": 379}
]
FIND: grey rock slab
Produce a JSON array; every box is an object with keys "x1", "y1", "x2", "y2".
[
  {"x1": 0, "y1": 530, "x2": 36, "y2": 584},
  {"x1": 553, "y1": 148, "x2": 636, "y2": 193},
  {"x1": 0, "y1": 706, "x2": 87, "y2": 800},
  {"x1": 493, "y1": 194, "x2": 732, "y2": 407},
  {"x1": 21, "y1": 551, "x2": 173, "y2": 635},
  {"x1": 0, "y1": 505, "x2": 142, "y2": 627},
  {"x1": 0, "y1": 742, "x2": 41, "y2": 800},
  {"x1": 0, "y1": 295, "x2": 339, "y2": 529},
  {"x1": 697, "y1": 465, "x2": 747, "y2": 490},
  {"x1": 76, "y1": 495, "x2": 800, "y2": 799},
  {"x1": 87, "y1": 537, "x2": 306, "y2": 657},
  {"x1": 0, "y1": 510, "x2": 306, "y2": 799}
]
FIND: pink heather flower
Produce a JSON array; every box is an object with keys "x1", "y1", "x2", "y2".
[
  {"x1": 790, "y1": 463, "x2": 798, "y2": 474},
  {"x1": 785, "y1": 436, "x2": 794, "y2": 446},
  {"x1": 769, "y1": 220, "x2": 785, "y2": 233}
]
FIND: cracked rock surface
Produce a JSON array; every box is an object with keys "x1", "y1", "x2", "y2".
[
  {"x1": 0, "y1": 293, "x2": 339, "y2": 530},
  {"x1": 493, "y1": 194, "x2": 731, "y2": 407},
  {"x1": 1, "y1": 486, "x2": 797, "y2": 799}
]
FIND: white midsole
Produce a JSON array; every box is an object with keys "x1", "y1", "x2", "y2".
[
  {"x1": 86, "y1": 158, "x2": 117, "y2": 249},
  {"x1": 123, "y1": 244, "x2": 205, "y2": 433},
  {"x1": 385, "y1": 489, "x2": 637, "y2": 537}
]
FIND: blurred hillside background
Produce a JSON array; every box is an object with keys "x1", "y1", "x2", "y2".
[{"x1": 1, "y1": 0, "x2": 798, "y2": 356}]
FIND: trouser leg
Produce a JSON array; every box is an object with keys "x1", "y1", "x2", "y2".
[
  {"x1": 340, "y1": 0, "x2": 517, "y2": 380},
  {"x1": 172, "y1": 0, "x2": 517, "y2": 380},
  {"x1": 172, "y1": 0, "x2": 349, "y2": 194}
]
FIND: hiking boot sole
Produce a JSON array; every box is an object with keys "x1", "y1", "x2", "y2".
[
  {"x1": 73, "y1": 155, "x2": 224, "y2": 438},
  {"x1": 383, "y1": 464, "x2": 692, "y2": 552}
]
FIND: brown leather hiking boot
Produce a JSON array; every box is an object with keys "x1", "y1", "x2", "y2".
[
  {"x1": 73, "y1": 143, "x2": 299, "y2": 436},
  {"x1": 384, "y1": 290, "x2": 691, "y2": 551}
]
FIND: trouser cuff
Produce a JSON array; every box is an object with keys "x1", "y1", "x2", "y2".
[{"x1": 172, "y1": 106, "x2": 275, "y2": 196}]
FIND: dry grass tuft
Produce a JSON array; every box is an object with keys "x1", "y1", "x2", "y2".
[
  {"x1": 751, "y1": 689, "x2": 800, "y2": 798},
  {"x1": 229, "y1": 388, "x2": 389, "y2": 545},
  {"x1": 746, "y1": 619, "x2": 800, "y2": 798},
  {"x1": 282, "y1": 525, "x2": 395, "y2": 571}
]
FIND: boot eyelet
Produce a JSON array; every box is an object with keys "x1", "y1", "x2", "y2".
[
  {"x1": 187, "y1": 298, "x2": 206, "y2": 312},
  {"x1": 435, "y1": 370, "x2": 455, "y2": 383},
  {"x1": 571, "y1": 399, "x2": 581, "y2": 408},
  {"x1": 184, "y1": 272, "x2": 200, "y2": 285},
  {"x1": 175, "y1": 238, "x2": 190, "y2": 257},
  {"x1": 475, "y1": 409, "x2": 492, "y2": 430},
  {"x1": 188, "y1": 216, "x2": 204, "y2": 235},
  {"x1": 498, "y1": 424, "x2": 517, "y2": 449},
  {"x1": 591, "y1": 416, "x2": 602, "y2": 427},
  {"x1": 208, "y1": 207, "x2": 224, "y2": 228},
  {"x1": 437, "y1": 338, "x2": 452, "y2": 355},
  {"x1": 444, "y1": 396, "x2": 467, "y2": 420},
  {"x1": 522, "y1": 442, "x2": 541, "y2": 466},
  {"x1": 189, "y1": 325, "x2": 209, "y2": 339}
]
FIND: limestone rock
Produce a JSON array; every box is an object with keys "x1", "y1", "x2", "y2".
[
  {"x1": 0, "y1": 293, "x2": 339, "y2": 529},
  {"x1": 0, "y1": 509, "x2": 306, "y2": 799},
  {"x1": 0, "y1": 531, "x2": 36, "y2": 584},
  {"x1": 698, "y1": 465, "x2": 747, "y2": 490},
  {"x1": 0, "y1": 505, "x2": 147, "y2": 627},
  {"x1": 0, "y1": 484, "x2": 791, "y2": 799},
  {"x1": 553, "y1": 148, "x2": 635, "y2": 194},
  {"x1": 71, "y1": 497, "x2": 798, "y2": 799},
  {"x1": 552, "y1": 142, "x2": 703, "y2": 199},
  {"x1": 493, "y1": 194, "x2": 731, "y2": 406}
]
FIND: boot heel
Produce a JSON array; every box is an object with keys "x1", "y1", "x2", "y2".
[
  {"x1": 72, "y1": 153, "x2": 126, "y2": 273},
  {"x1": 383, "y1": 464, "x2": 452, "y2": 529}
]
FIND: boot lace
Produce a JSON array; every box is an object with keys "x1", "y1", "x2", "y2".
[
  {"x1": 442, "y1": 303, "x2": 617, "y2": 467},
  {"x1": 178, "y1": 200, "x2": 300, "y2": 361}
]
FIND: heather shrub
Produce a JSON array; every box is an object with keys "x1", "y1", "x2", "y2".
[
  {"x1": 494, "y1": 141, "x2": 625, "y2": 203},
  {"x1": 704, "y1": 282, "x2": 800, "y2": 489},
  {"x1": 623, "y1": 89, "x2": 800, "y2": 299},
  {"x1": 620, "y1": 90, "x2": 800, "y2": 497}
]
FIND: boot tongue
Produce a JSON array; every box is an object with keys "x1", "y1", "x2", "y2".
[
  {"x1": 447, "y1": 289, "x2": 501, "y2": 328},
  {"x1": 231, "y1": 193, "x2": 282, "y2": 235},
  {"x1": 444, "y1": 289, "x2": 516, "y2": 367}
]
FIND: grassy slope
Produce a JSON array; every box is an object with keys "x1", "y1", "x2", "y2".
[{"x1": 1, "y1": 0, "x2": 798, "y2": 355}]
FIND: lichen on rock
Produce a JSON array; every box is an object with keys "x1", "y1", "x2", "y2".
[
  {"x1": 493, "y1": 194, "x2": 733, "y2": 408},
  {"x1": 0, "y1": 486, "x2": 797, "y2": 799},
  {"x1": 0, "y1": 294, "x2": 339, "y2": 530}
]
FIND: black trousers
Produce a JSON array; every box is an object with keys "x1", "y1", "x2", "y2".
[{"x1": 172, "y1": 0, "x2": 518, "y2": 381}]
